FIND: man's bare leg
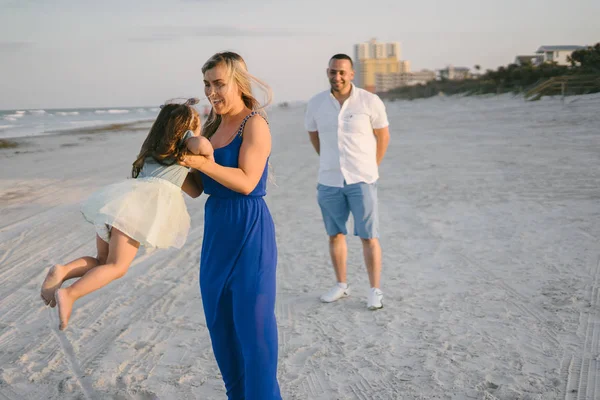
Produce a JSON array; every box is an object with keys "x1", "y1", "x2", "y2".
[
  {"x1": 361, "y1": 237, "x2": 382, "y2": 289},
  {"x1": 329, "y1": 233, "x2": 348, "y2": 283}
]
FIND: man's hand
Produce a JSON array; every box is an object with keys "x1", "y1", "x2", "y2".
[
  {"x1": 308, "y1": 131, "x2": 320, "y2": 155},
  {"x1": 373, "y1": 127, "x2": 390, "y2": 165}
]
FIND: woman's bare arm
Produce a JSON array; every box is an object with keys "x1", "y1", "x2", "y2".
[{"x1": 181, "y1": 116, "x2": 270, "y2": 195}]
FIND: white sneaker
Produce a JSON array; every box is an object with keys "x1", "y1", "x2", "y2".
[
  {"x1": 320, "y1": 284, "x2": 350, "y2": 303},
  {"x1": 367, "y1": 288, "x2": 383, "y2": 310}
]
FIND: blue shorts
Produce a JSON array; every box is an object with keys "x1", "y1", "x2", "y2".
[{"x1": 317, "y1": 181, "x2": 379, "y2": 239}]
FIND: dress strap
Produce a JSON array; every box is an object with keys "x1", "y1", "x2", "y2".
[{"x1": 237, "y1": 111, "x2": 268, "y2": 137}]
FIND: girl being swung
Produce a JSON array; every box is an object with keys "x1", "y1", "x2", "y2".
[{"x1": 40, "y1": 99, "x2": 213, "y2": 331}]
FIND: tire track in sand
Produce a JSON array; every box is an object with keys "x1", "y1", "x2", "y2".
[
  {"x1": 457, "y1": 252, "x2": 562, "y2": 354},
  {"x1": 563, "y1": 255, "x2": 600, "y2": 400},
  {"x1": 48, "y1": 308, "x2": 96, "y2": 400}
]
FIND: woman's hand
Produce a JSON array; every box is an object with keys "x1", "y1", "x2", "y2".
[{"x1": 180, "y1": 154, "x2": 211, "y2": 170}]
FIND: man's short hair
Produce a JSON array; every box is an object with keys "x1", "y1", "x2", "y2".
[{"x1": 329, "y1": 54, "x2": 353, "y2": 68}]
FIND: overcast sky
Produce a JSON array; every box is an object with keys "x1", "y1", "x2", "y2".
[{"x1": 1, "y1": 0, "x2": 598, "y2": 109}]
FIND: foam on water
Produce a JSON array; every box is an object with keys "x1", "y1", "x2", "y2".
[
  {"x1": 94, "y1": 109, "x2": 130, "y2": 114},
  {"x1": 0, "y1": 106, "x2": 161, "y2": 139}
]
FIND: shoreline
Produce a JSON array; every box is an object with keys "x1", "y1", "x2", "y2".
[
  {"x1": 48, "y1": 118, "x2": 154, "y2": 136},
  {"x1": 0, "y1": 119, "x2": 154, "y2": 144},
  {"x1": 0, "y1": 138, "x2": 19, "y2": 149}
]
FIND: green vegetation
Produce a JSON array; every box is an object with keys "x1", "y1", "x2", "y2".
[
  {"x1": 0, "y1": 139, "x2": 18, "y2": 149},
  {"x1": 380, "y1": 43, "x2": 600, "y2": 101}
]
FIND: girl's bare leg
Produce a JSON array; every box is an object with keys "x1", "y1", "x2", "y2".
[
  {"x1": 41, "y1": 235, "x2": 109, "y2": 307},
  {"x1": 55, "y1": 228, "x2": 139, "y2": 330}
]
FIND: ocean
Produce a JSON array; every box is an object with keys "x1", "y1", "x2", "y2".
[{"x1": 0, "y1": 106, "x2": 163, "y2": 140}]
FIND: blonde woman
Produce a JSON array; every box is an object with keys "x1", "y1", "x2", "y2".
[{"x1": 181, "y1": 52, "x2": 281, "y2": 400}]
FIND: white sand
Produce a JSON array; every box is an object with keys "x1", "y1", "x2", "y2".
[{"x1": 1, "y1": 94, "x2": 599, "y2": 399}]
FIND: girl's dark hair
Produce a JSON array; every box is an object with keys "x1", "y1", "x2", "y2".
[{"x1": 131, "y1": 104, "x2": 199, "y2": 178}]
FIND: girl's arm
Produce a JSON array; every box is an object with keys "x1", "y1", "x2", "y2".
[
  {"x1": 181, "y1": 169, "x2": 203, "y2": 198},
  {"x1": 185, "y1": 136, "x2": 214, "y2": 160},
  {"x1": 181, "y1": 116, "x2": 270, "y2": 195}
]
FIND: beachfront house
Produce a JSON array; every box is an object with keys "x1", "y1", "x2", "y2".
[
  {"x1": 438, "y1": 65, "x2": 471, "y2": 81},
  {"x1": 535, "y1": 45, "x2": 586, "y2": 66}
]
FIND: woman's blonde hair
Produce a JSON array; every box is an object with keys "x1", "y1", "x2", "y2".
[
  {"x1": 201, "y1": 51, "x2": 272, "y2": 139},
  {"x1": 131, "y1": 103, "x2": 199, "y2": 178}
]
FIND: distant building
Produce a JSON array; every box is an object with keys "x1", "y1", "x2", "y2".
[
  {"x1": 411, "y1": 69, "x2": 437, "y2": 84},
  {"x1": 514, "y1": 55, "x2": 543, "y2": 66},
  {"x1": 355, "y1": 39, "x2": 400, "y2": 61},
  {"x1": 354, "y1": 38, "x2": 407, "y2": 93},
  {"x1": 358, "y1": 58, "x2": 404, "y2": 92},
  {"x1": 535, "y1": 45, "x2": 585, "y2": 66},
  {"x1": 438, "y1": 65, "x2": 471, "y2": 81},
  {"x1": 399, "y1": 60, "x2": 411, "y2": 73},
  {"x1": 375, "y1": 70, "x2": 436, "y2": 93}
]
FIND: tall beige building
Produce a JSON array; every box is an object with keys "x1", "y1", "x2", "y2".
[
  {"x1": 354, "y1": 38, "x2": 406, "y2": 93},
  {"x1": 355, "y1": 39, "x2": 400, "y2": 60}
]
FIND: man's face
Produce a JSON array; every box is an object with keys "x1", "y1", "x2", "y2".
[{"x1": 327, "y1": 59, "x2": 354, "y2": 93}]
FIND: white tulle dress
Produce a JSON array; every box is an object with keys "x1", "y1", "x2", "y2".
[{"x1": 80, "y1": 136, "x2": 193, "y2": 249}]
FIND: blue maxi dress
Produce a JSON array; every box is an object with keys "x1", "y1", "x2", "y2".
[{"x1": 199, "y1": 112, "x2": 281, "y2": 400}]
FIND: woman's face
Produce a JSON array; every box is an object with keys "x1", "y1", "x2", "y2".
[{"x1": 203, "y1": 63, "x2": 241, "y2": 115}]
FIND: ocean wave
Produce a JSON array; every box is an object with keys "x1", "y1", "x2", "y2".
[
  {"x1": 0, "y1": 124, "x2": 16, "y2": 130},
  {"x1": 30, "y1": 110, "x2": 47, "y2": 114},
  {"x1": 4, "y1": 113, "x2": 25, "y2": 119},
  {"x1": 94, "y1": 109, "x2": 130, "y2": 115},
  {"x1": 55, "y1": 111, "x2": 80, "y2": 116}
]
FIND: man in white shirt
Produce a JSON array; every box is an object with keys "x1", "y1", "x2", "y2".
[{"x1": 304, "y1": 54, "x2": 390, "y2": 310}]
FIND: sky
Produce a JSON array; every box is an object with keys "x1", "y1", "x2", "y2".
[{"x1": 0, "y1": 0, "x2": 598, "y2": 110}]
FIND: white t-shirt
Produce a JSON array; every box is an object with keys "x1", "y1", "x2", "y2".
[{"x1": 304, "y1": 84, "x2": 389, "y2": 187}]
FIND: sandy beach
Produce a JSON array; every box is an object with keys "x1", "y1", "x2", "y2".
[{"x1": 1, "y1": 94, "x2": 599, "y2": 400}]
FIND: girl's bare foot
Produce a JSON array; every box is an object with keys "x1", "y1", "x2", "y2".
[
  {"x1": 41, "y1": 265, "x2": 65, "y2": 307},
  {"x1": 55, "y1": 288, "x2": 73, "y2": 331}
]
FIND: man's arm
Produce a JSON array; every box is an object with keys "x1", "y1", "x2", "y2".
[
  {"x1": 373, "y1": 126, "x2": 390, "y2": 165},
  {"x1": 305, "y1": 98, "x2": 320, "y2": 155},
  {"x1": 308, "y1": 131, "x2": 320, "y2": 155}
]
